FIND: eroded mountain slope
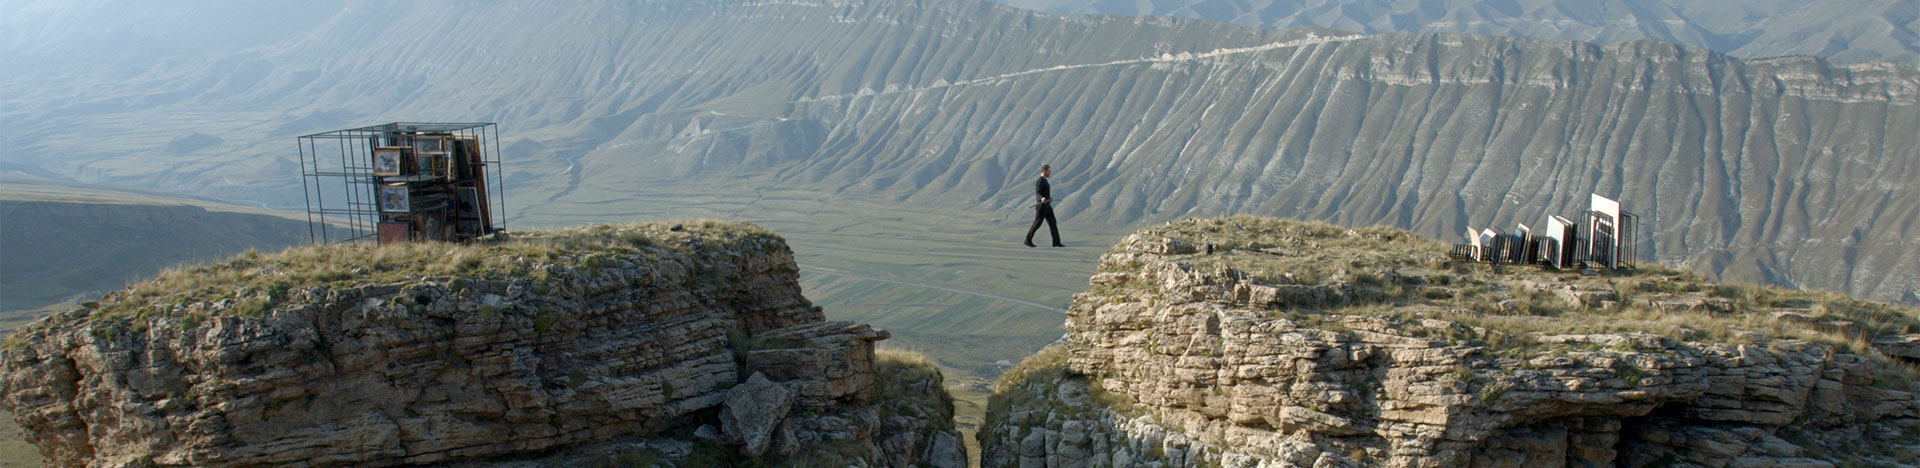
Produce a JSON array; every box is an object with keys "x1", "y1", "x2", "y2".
[
  {"x1": 996, "y1": 0, "x2": 1920, "y2": 64},
  {"x1": 3, "y1": 0, "x2": 1915, "y2": 305}
]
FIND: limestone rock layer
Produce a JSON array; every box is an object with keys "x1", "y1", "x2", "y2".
[
  {"x1": 1, "y1": 222, "x2": 963, "y2": 467},
  {"x1": 982, "y1": 217, "x2": 1920, "y2": 468}
]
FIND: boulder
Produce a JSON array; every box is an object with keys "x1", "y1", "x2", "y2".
[{"x1": 720, "y1": 372, "x2": 795, "y2": 457}]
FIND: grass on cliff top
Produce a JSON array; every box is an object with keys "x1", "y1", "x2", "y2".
[
  {"x1": 984, "y1": 344, "x2": 1147, "y2": 437},
  {"x1": 875, "y1": 349, "x2": 958, "y2": 432},
  {"x1": 1115, "y1": 216, "x2": 1920, "y2": 361},
  {"x1": 58, "y1": 220, "x2": 781, "y2": 323},
  {"x1": 1116, "y1": 216, "x2": 1450, "y2": 282}
]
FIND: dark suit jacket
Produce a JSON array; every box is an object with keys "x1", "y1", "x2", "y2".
[{"x1": 1035, "y1": 176, "x2": 1051, "y2": 205}]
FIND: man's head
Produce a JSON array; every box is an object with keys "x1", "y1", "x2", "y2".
[{"x1": 1042, "y1": 164, "x2": 1051, "y2": 177}]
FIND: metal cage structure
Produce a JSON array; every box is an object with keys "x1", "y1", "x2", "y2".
[{"x1": 298, "y1": 122, "x2": 507, "y2": 244}]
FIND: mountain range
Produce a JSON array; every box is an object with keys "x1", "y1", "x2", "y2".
[
  {"x1": 1, "y1": 0, "x2": 1915, "y2": 308},
  {"x1": 996, "y1": 0, "x2": 1920, "y2": 64}
]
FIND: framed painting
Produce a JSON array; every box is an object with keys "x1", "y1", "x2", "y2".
[
  {"x1": 412, "y1": 136, "x2": 448, "y2": 154},
  {"x1": 380, "y1": 185, "x2": 411, "y2": 212},
  {"x1": 373, "y1": 147, "x2": 407, "y2": 176}
]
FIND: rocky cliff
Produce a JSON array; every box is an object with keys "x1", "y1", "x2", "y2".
[
  {"x1": 982, "y1": 216, "x2": 1920, "y2": 468},
  {"x1": 0, "y1": 221, "x2": 964, "y2": 467}
]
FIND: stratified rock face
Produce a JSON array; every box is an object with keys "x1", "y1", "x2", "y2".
[
  {"x1": 981, "y1": 217, "x2": 1920, "y2": 468},
  {"x1": 723, "y1": 372, "x2": 798, "y2": 457},
  {"x1": 995, "y1": 0, "x2": 1920, "y2": 64},
  {"x1": 0, "y1": 222, "x2": 962, "y2": 468}
]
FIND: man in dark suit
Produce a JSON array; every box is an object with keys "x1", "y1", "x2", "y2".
[{"x1": 1025, "y1": 164, "x2": 1064, "y2": 248}]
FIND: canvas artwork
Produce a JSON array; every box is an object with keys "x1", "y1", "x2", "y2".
[
  {"x1": 1511, "y1": 224, "x2": 1532, "y2": 264},
  {"x1": 413, "y1": 137, "x2": 446, "y2": 154},
  {"x1": 459, "y1": 138, "x2": 483, "y2": 164},
  {"x1": 374, "y1": 148, "x2": 405, "y2": 176},
  {"x1": 1588, "y1": 194, "x2": 1622, "y2": 269},
  {"x1": 380, "y1": 185, "x2": 410, "y2": 212},
  {"x1": 1546, "y1": 215, "x2": 1575, "y2": 269}
]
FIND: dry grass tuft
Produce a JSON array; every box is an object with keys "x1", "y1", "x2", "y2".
[
  {"x1": 60, "y1": 220, "x2": 780, "y2": 323},
  {"x1": 991, "y1": 344, "x2": 1070, "y2": 395},
  {"x1": 877, "y1": 348, "x2": 937, "y2": 369}
]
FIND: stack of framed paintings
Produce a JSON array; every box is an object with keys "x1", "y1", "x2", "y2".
[{"x1": 368, "y1": 131, "x2": 496, "y2": 243}]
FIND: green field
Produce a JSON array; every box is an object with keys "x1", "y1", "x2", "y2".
[
  {"x1": 0, "y1": 416, "x2": 37, "y2": 467},
  {"x1": 0, "y1": 177, "x2": 314, "y2": 313}
]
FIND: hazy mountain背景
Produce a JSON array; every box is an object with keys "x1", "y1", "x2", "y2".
[
  {"x1": 1, "y1": 0, "x2": 1916, "y2": 308},
  {"x1": 995, "y1": 0, "x2": 1920, "y2": 64}
]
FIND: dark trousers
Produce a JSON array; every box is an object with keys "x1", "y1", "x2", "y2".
[{"x1": 1026, "y1": 204, "x2": 1060, "y2": 245}]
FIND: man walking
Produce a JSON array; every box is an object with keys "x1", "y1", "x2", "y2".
[{"x1": 1025, "y1": 164, "x2": 1064, "y2": 248}]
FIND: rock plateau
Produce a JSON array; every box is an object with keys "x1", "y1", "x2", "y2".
[
  {"x1": 982, "y1": 217, "x2": 1920, "y2": 468},
  {"x1": 1, "y1": 221, "x2": 964, "y2": 468}
]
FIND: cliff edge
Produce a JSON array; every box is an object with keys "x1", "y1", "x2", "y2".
[
  {"x1": 983, "y1": 216, "x2": 1919, "y2": 468},
  {"x1": 1, "y1": 221, "x2": 964, "y2": 467}
]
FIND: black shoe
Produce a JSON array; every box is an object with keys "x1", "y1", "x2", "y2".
[
  {"x1": 1052, "y1": 243, "x2": 1066, "y2": 247},
  {"x1": 1025, "y1": 241, "x2": 1036, "y2": 248}
]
